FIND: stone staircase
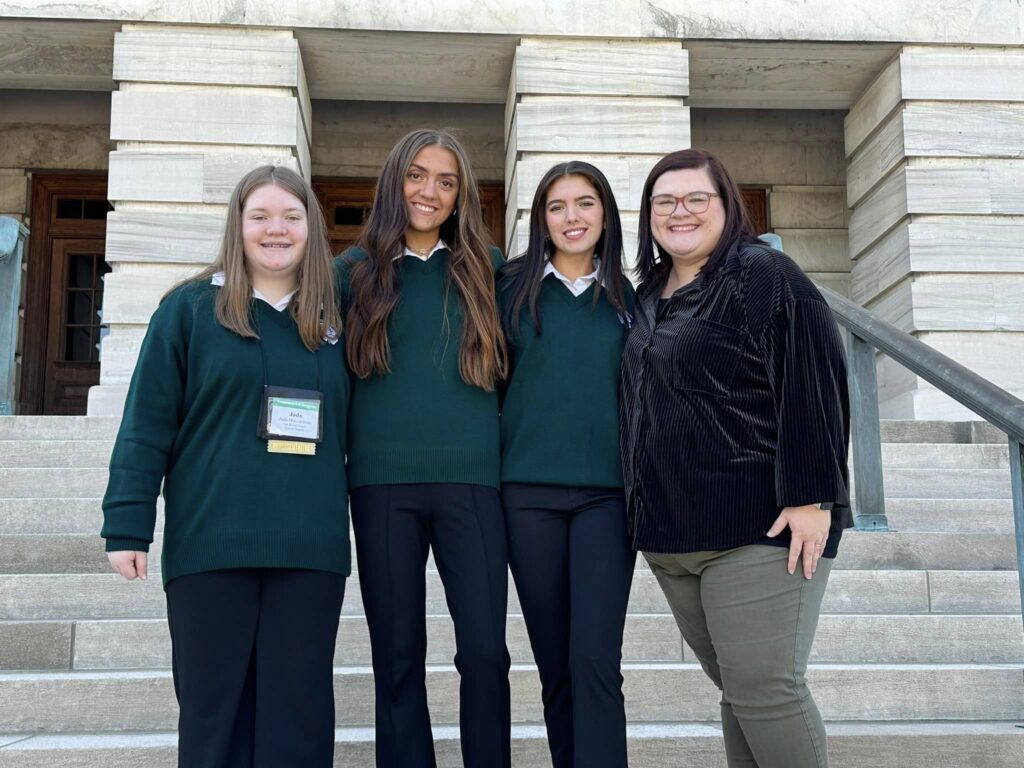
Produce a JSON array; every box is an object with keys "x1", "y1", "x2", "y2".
[{"x1": 0, "y1": 416, "x2": 1022, "y2": 766}]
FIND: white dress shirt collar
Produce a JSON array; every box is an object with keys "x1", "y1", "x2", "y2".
[
  {"x1": 210, "y1": 272, "x2": 294, "y2": 312},
  {"x1": 397, "y1": 239, "x2": 448, "y2": 262},
  {"x1": 543, "y1": 260, "x2": 601, "y2": 297}
]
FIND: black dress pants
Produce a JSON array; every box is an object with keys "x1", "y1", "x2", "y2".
[
  {"x1": 165, "y1": 568, "x2": 346, "y2": 768},
  {"x1": 350, "y1": 483, "x2": 512, "y2": 768},
  {"x1": 502, "y1": 484, "x2": 636, "y2": 768}
]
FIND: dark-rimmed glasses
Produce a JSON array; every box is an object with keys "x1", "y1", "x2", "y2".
[{"x1": 650, "y1": 192, "x2": 719, "y2": 216}]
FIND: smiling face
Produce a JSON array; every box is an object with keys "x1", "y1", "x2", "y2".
[
  {"x1": 649, "y1": 167, "x2": 725, "y2": 271},
  {"x1": 403, "y1": 144, "x2": 460, "y2": 243},
  {"x1": 241, "y1": 183, "x2": 308, "y2": 284},
  {"x1": 544, "y1": 174, "x2": 604, "y2": 263}
]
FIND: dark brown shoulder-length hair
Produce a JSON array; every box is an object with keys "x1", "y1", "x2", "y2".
[
  {"x1": 635, "y1": 148, "x2": 757, "y2": 294},
  {"x1": 345, "y1": 128, "x2": 507, "y2": 390},
  {"x1": 173, "y1": 164, "x2": 340, "y2": 352}
]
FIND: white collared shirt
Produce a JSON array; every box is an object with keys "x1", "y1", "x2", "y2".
[
  {"x1": 210, "y1": 272, "x2": 294, "y2": 311},
  {"x1": 543, "y1": 260, "x2": 601, "y2": 297},
  {"x1": 396, "y1": 239, "x2": 448, "y2": 262}
]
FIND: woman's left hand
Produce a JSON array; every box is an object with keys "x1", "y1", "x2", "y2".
[{"x1": 766, "y1": 504, "x2": 831, "y2": 579}]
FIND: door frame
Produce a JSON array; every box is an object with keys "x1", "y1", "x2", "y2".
[{"x1": 21, "y1": 172, "x2": 108, "y2": 414}]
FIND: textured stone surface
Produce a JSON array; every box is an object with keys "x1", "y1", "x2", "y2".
[{"x1": 0, "y1": 622, "x2": 71, "y2": 670}]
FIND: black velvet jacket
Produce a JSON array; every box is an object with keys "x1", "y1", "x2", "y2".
[{"x1": 619, "y1": 238, "x2": 853, "y2": 556}]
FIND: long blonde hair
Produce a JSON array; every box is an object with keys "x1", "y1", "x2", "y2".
[{"x1": 176, "y1": 165, "x2": 340, "y2": 351}]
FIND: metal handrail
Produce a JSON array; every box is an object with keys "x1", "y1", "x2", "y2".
[{"x1": 812, "y1": 280, "x2": 1024, "y2": 624}]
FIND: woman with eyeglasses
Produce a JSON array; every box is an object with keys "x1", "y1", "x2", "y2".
[
  {"x1": 498, "y1": 161, "x2": 635, "y2": 768},
  {"x1": 619, "y1": 148, "x2": 851, "y2": 768}
]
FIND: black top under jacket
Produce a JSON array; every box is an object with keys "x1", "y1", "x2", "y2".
[{"x1": 620, "y1": 238, "x2": 853, "y2": 556}]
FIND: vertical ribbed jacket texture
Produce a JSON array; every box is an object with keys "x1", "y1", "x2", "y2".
[
  {"x1": 619, "y1": 239, "x2": 852, "y2": 555},
  {"x1": 334, "y1": 246, "x2": 504, "y2": 488}
]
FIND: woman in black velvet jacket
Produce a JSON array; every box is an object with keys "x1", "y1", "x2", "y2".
[{"x1": 620, "y1": 148, "x2": 851, "y2": 768}]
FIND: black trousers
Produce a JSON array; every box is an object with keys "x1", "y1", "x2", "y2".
[
  {"x1": 503, "y1": 484, "x2": 636, "y2": 768},
  {"x1": 165, "y1": 568, "x2": 346, "y2": 768},
  {"x1": 350, "y1": 483, "x2": 512, "y2": 768}
]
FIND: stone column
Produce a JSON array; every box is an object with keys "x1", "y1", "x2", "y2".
[
  {"x1": 845, "y1": 45, "x2": 1024, "y2": 419},
  {"x1": 504, "y1": 38, "x2": 689, "y2": 267},
  {"x1": 89, "y1": 24, "x2": 311, "y2": 416}
]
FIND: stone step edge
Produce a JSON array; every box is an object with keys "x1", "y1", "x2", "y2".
[
  {"x1": 2, "y1": 720, "x2": 1022, "y2": 750},
  {"x1": 4, "y1": 662, "x2": 1024, "y2": 683}
]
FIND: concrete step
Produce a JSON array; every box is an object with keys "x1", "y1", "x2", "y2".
[
  {"x1": 1, "y1": 722, "x2": 1022, "y2": 768},
  {"x1": 2, "y1": 664, "x2": 1022, "y2": 732},
  {"x1": 883, "y1": 498, "x2": 1015, "y2": 533},
  {"x1": 0, "y1": 440, "x2": 1010, "y2": 472},
  {"x1": 879, "y1": 420, "x2": 1006, "y2": 444},
  {"x1": 0, "y1": 441, "x2": 115, "y2": 468},
  {"x1": 0, "y1": 417, "x2": 1002, "y2": 445},
  {"x1": 2, "y1": 570, "x2": 1020, "y2": 622},
  {"x1": 5, "y1": 612, "x2": 1019, "y2": 672},
  {"x1": 2, "y1": 529, "x2": 1018, "y2": 574},
  {"x1": 878, "y1": 443, "x2": 1009, "y2": 469},
  {"x1": 0, "y1": 417, "x2": 120, "y2": 441},
  {"x1": 0, "y1": 497, "x2": 1011, "y2": 537}
]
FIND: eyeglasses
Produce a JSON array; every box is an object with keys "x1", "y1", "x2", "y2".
[{"x1": 650, "y1": 192, "x2": 719, "y2": 216}]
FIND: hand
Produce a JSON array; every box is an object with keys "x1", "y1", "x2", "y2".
[
  {"x1": 766, "y1": 504, "x2": 830, "y2": 579},
  {"x1": 108, "y1": 550, "x2": 148, "y2": 581}
]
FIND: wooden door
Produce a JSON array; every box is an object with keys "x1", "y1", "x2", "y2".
[
  {"x1": 741, "y1": 187, "x2": 770, "y2": 236},
  {"x1": 22, "y1": 174, "x2": 111, "y2": 414},
  {"x1": 313, "y1": 180, "x2": 506, "y2": 256}
]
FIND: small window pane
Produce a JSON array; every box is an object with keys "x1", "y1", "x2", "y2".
[
  {"x1": 83, "y1": 199, "x2": 110, "y2": 220},
  {"x1": 90, "y1": 327, "x2": 103, "y2": 362},
  {"x1": 64, "y1": 327, "x2": 93, "y2": 362},
  {"x1": 67, "y1": 254, "x2": 96, "y2": 289},
  {"x1": 334, "y1": 206, "x2": 365, "y2": 226},
  {"x1": 66, "y1": 291, "x2": 94, "y2": 325},
  {"x1": 56, "y1": 199, "x2": 83, "y2": 219}
]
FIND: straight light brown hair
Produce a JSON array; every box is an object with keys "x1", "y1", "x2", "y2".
[
  {"x1": 345, "y1": 129, "x2": 507, "y2": 390},
  {"x1": 171, "y1": 164, "x2": 340, "y2": 351}
]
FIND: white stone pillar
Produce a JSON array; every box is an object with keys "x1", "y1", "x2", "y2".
[
  {"x1": 504, "y1": 38, "x2": 689, "y2": 267},
  {"x1": 845, "y1": 46, "x2": 1024, "y2": 419},
  {"x1": 90, "y1": 24, "x2": 311, "y2": 416}
]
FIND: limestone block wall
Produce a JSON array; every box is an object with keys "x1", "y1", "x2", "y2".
[
  {"x1": 90, "y1": 24, "x2": 312, "y2": 416},
  {"x1": 504, "y1": 38, "x2": 689, "y2": 266},
  {"x1": 312, "y1": 101, "x2": 505, "y2": 182},
  {"x1": 845, "y1": 45, "x2": 1024, "y2": 419},
  {"x1": 692, "y1": 109, "x2": 850, "y2": 296}
]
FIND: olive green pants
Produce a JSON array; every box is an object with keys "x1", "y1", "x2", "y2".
[{"x1": 643, "y1": 545, "x2": 832, "y2": 768}]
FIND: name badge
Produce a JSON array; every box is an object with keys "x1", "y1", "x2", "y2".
[{"x1": 258, "y1": 385, "x2": 324, "y2": 455}]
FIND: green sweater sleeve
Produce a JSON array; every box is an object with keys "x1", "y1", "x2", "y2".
[{"x1": 101, "y1": 292, "x2": 190, "y2": 552}]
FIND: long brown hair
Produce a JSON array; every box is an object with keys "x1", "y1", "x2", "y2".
[
  {"x1": 175, "y1": 164, "x2": 340, "y2": 351},
  {"x1": 345, "y1": 129, "x2": 507, "y2": 390},
  {"x1": 636, "y1": 148, "x2": 756, "y2": 294}
]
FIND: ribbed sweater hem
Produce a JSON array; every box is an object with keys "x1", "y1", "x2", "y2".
[
  {"x1": 348, "y1": 446, "x2": 500, "y2": 489},
  {"x1": 500, "y1": 468, "x2": 623, "y2": 490},
  {"x1": 160, "y1": 529, "x2": 351, "y2": 588}
]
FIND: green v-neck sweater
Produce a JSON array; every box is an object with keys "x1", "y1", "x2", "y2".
[
  {"x1": 499, "y1": 274, "x2": 635, "y2": 489},
  {"x1": 334, "y1": 246, "x2": 503, "y2": 488},
  {"x1": 101, "y1": 281, "x2": 351, "y2": 586}
]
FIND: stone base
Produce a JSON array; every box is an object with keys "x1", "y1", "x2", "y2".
[{"x1": 86, "y1": 385, "x2": 128, "y2": 417}]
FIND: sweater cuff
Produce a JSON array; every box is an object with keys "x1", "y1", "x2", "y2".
[{"x1": 104, "y1": 537, "x2": 151, "y2": 553}]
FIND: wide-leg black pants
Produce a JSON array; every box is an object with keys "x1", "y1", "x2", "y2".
[
  {"x1": 350, "y1": 483, "x2": 512, "y2": 768},
  {"x1": 503, "y1": 483, "x2": 636, "y2": 768},
  {"x1": 165, "y1": 568, "x2": 346, "y2": 768}
]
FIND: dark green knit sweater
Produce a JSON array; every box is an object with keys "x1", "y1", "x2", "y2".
[
  {"x1": 334, "y1": 246, "x2": 503, "y2": 488},
  {"x1": 499, "y1": 274, "x2": 635, "y2": 488},
  {"x1": 101, "y1": 281, "x2": 351, "y2": 586}
]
